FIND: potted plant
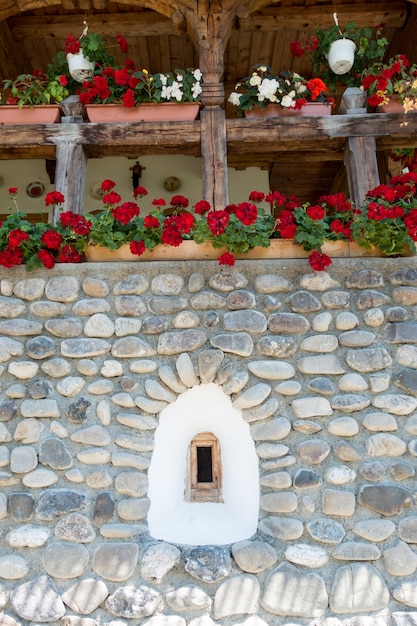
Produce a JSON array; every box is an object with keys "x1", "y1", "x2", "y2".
[
  {"x1": 0, "y1": 188, "x2": 83, "y2": 270},
  {"x1": 360, "y1": 54, "x2": 417, "y2": 115},
  {"x1": 290, "y1": 23, "x2": 388, "y2": 89},
  {"x1": 0, "y1": 70, "x2": 70, "y2": 123},
  {"x1": 228, "y1": 64, "x2": 334, "y2": 117},
  {"x1": 79, "y1": 66, "x2": 203, "y2": 122},
  {"x1": 64, "y1": 28, "x2": 118, "y2": 82},
  {"x1": 351, "y1": 171, "x2": 417, "y2": 256}
]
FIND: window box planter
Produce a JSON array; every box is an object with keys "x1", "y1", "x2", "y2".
[
  {"x1": 0, "y1": 105, "x2": 61, "y2": 124},
  {"x1": 85, "y1": 102, "x2": 201, "y2": 123},
  {"x1": 85, "y1": 239, "x2": 383, "y2": 263}
]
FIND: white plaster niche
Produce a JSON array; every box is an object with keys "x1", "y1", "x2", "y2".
[{"x1": 147, "y1": 383, "x2": 260, "y2": 545}]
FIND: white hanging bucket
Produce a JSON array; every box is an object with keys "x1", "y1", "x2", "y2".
[
  {"x1": 66, "y1": 52, "x2": 95, "y2": 82},
  {"x1": 326, "y1": 38, "x2": 356, "y2": 75}
]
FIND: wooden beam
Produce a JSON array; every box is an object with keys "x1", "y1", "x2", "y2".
[
  {"x1": 9, "y1": 11, "x2": 175, "y2": 40},
  {"x1": 237, "y1": 2, "x2": 407, "y2": 31}
]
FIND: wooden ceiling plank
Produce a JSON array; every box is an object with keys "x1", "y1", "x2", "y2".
[
  {"x1": 9, "y1": 11, "x2": 174, "y2": 40},
  {"x1": 0, "y1": 19, "x2": 27, "y2": 77},
  {"x1": 237, "y1": 2, "x2": 407, "y2": 31}
]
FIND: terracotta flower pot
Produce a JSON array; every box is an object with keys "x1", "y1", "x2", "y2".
[
  {"x1": 85, "y1": 102, "x2": 201, "y2": 123},
  {"x1": 244, "y1": 105, "x2": 302, "y2": 118},
  {"x1": 0, "y1": 105, "x2": 61, "y2": 124},
  {"x1": 244, "y1": 102, "x2": 332, "y2": 118},
  {"x1": 378, "y1": 97, "x2": 405, "y2": 114}
]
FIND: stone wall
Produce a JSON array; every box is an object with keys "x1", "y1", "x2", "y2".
[{"x1": 2, "y1": 258, "x2": 417, "y2": 626}]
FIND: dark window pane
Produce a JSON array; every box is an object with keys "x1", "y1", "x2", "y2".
[{"x1": 197, "y1": 446, "x2": 213, "y2": 482}]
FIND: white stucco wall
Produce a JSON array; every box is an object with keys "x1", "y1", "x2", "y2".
[{"x1": 147, "y1": 383, "x2": 260, "y2": 545}]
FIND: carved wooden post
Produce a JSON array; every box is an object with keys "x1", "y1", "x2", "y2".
[
  {"x1": 52, "y1": 96, "x2": 87, "y2": 224},
  {"x1": 186, "y1": 7, "x2": 234, "y2": 210},
  {"x1": 341, "y1": 87, "x2": 380, "y2": 209}
]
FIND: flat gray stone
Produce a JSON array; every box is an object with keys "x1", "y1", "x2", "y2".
[
  {"x1": 210, "y1": 332, "x2": 254, "y2": 356},
  {"x1": 166, "y1": 585, "x2": 212, "y2": 611},
  {"x1": 358, "y1": 484, "x2": 412, "y2": 516},
  {"x1": 330, "y1": 563, "x2": 389, "y2": 613},
  {"x1": 214, "y1": 574, "x2": 260, "y2": 618},
  {"x1": 307, "y1": 518, "x2": 346, "y2": 544},
  {"x1": 262, "y1": 562, "x2": 328, "y2": 617},
  {"x1": 231, "y1": 540, "x2": 277, "y2": 573},
  {"x1": 393, "y1": 583, "x2": 417, "y2": 608},
  {"x1": 106, "y1": 585, "x2": 161, "y2": 618},
  {"x1": 54, "y1": 513, "x2": 96, "y2": 543},
  {"x1": 258, "y1": 516, "x2": 303, "y2": 540},
  {"x1": 11, "y1": 575, "x2": 66, "y2": 622},
  {"x1": 92, "y1": 543, "x2": 139, "y2": 581},
  {"x1": 139, "y1": 543, "x2": 181, "y2": 582},
  {"x1": 36, "y1": 489, "x2": 89, "y2": 520},
  {"x1": 185, "y1": 546, "x2": 232, "y2": 582},
  {"x1": 384, "y1": 541, "x2": 417, "y2": 576},
  {"x1": 42, "y1": 540, "x2": 89, "y2": 578},
  {"x1": 62, "y1": 578, "x2": 109, "y2": 614}
]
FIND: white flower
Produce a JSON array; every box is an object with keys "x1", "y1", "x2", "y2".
[
  {"x1": 249, "y1": 74, "x2": 262, "y2": 87},
  {"x1": 193, "y1": 68, "x2": 202, "y2": 81},
  {"x1": 297, "y1": 83, "x2": 307, "y2": 94},
  {"x1": 159, "y1": 74, "x2": 168, "y2": 86},
  {"x1": 258, "y1": 78, "x2": 279, "y2": 101},
  {"x1": 281, "y1": 94, "x2": 295, "y2": 108},
  {"x1": 170, "y1": 81, "x2": 184, "y2": 101},
  {"x1": 191, "y1": 81, "x2": 202, "y2": 98},
  {"x1": 176, "y1": 73, "x2": 184, "y2": 82},
  {"x1": 161, "y1": 85, "x2": 172, "y2": 100},
  {"x1": 228, "y1": 92, "x2": 241, "y2": 106}
]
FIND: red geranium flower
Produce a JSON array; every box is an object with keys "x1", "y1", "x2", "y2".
[
  {"x1": 218, "y1": 252, "x2": 235, "y2": 266},
  {"x1": 58, "y1": 245, "x2": 83, "y2": 263},
  {"x1": 130, "y1": 240, "x2": 146, "y2": 256},
  {"x1": 8, "y1": 229, "x2": 29, "y2": 249},
  {"x1": 308, "y1": 250, "x2": 332, "y2": 271},
  {"x1": 306, "y1": 205, "x2": 326, "y2": 220},
  {"x1": 144, "y1": 215, "x2": 160, "y2": 229},
  {"x1": 101, "y1": 179, "x2": 116, "y2": 191},
  {"x1": 44, "y1": 191, "x2": 65, "y2": 206},
  {"x1": 206, "y1": 210, "x2": 229, "y2": 236},
  {"x1": 235, "y1": 202, "x2": 258, "y2": 225},
  {"x1": 37, "y1": 249, "x2": 56, "y2": 269},
  {"x1": 194, "y1": 200, "x2": 211, "y2": 215},
  {"x1": 41, "y1": 230, "x2": 63, "y2": 250}
]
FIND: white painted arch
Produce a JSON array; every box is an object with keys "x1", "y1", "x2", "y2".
[{"x1": 147, "y1": 383, "x2": 260, "y2": 545}]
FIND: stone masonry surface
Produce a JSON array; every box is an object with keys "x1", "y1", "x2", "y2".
[{"x1": 2, "y1": 258, "x2": 417, "y2": 626}]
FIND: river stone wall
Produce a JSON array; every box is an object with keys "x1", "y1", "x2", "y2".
[{"x1": 2, "y1": 258, "x2": 417, "y2": 626}]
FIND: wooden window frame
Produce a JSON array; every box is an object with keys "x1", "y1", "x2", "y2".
[{"x1": 185, "y1": 432, "x2": 223, "y2": 503}]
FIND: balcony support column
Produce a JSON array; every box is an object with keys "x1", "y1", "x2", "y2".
[
  {"x1": 52, "y1": 97, "x2": 87, "y2": 224},
  {"x1": 341, "y1": 88, "x2": 380, "y2": 209}
]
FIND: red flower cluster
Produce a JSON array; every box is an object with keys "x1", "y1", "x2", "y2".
[
  {"x1": 44, "y1": 191, "x2": 65, "y2": 206},
  {"x1": 306, "y1": 205, "x2": 325, "y2": 220},
  {"x1": 235, "y1": 202, "x2": 258, "y2": 226},
  {"x1": 161, "y1": 213, "x2": 195, "y2": 246},
  {"x1": 8, "y1": 229, "x2": 29, "y2": 249},
  {"x1": 112, "y1": 202, "x2": 140, "y2": 225},
  {"x1": 308, "y1": 250, "x2": 332, "y2": 271},
  {"x1": 289, "y1": 36, "x2": 319, "y2": 58},
  {"x1": 64, "y1": 34, "x2": 81, "y2": 55},
  {"x1": 41, "y1": 230, "x2": 63, "y2": 250},
  {"x1": 59, "y1": 211, "x2": 92, "y2": 236},
  {"x1": 206, "y1": 210, "x2": 230, "y2": 236},
  {"x1": 78, "y1": 61, "x2": 140, "y2": 107}
]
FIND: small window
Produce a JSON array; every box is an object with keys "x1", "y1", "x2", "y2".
[{"x1": 185, "y1": 432, "x2": 223, "y2": 503}]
